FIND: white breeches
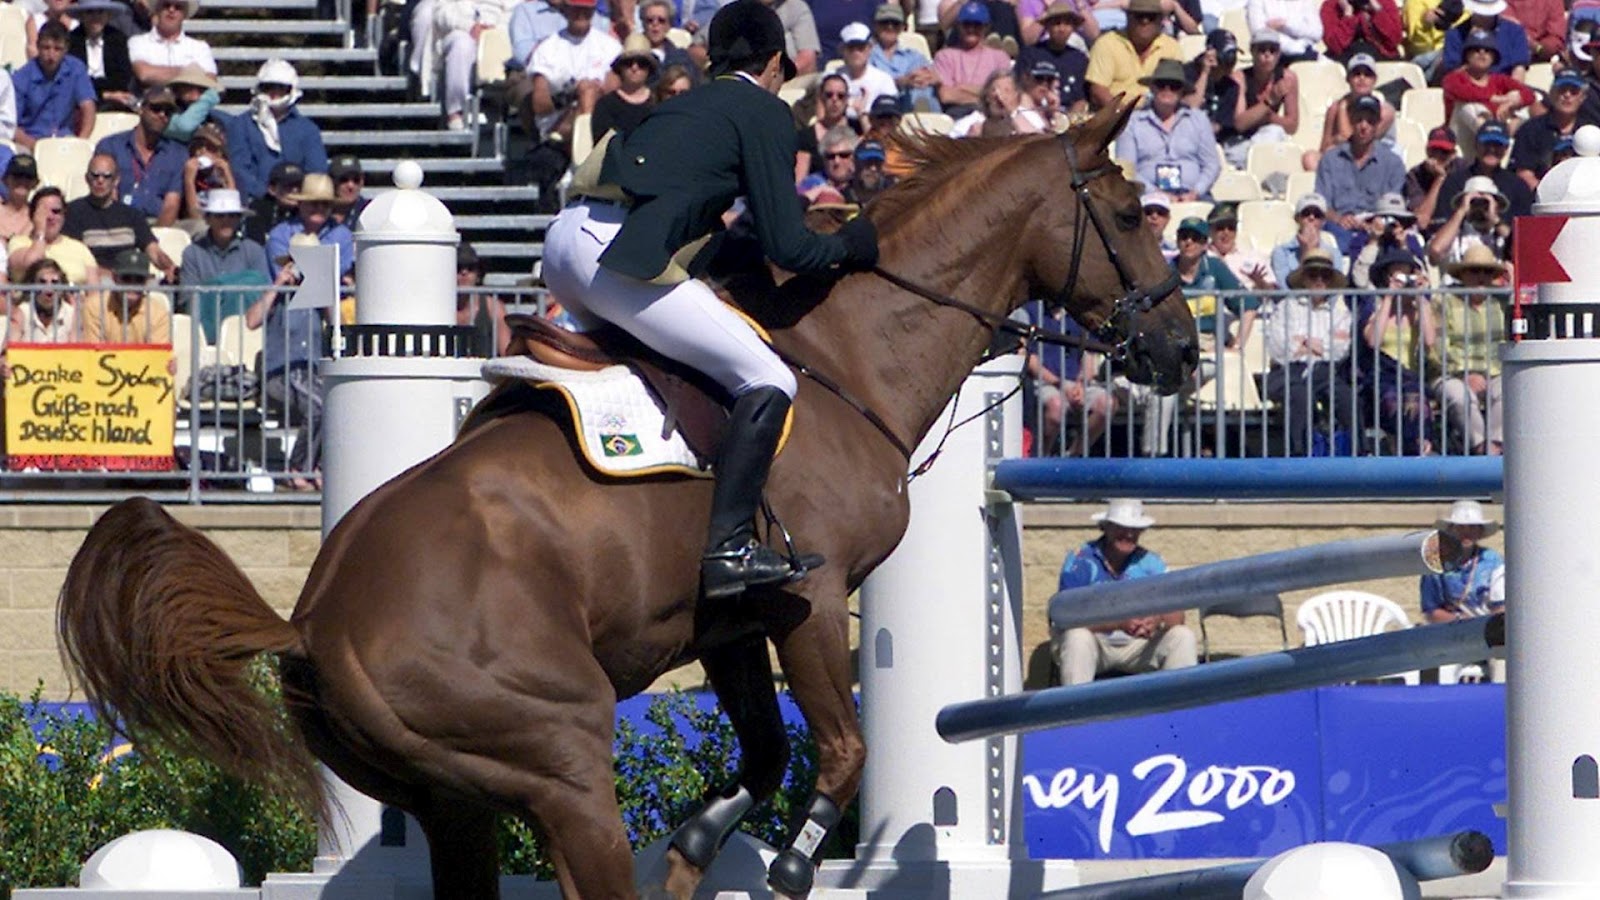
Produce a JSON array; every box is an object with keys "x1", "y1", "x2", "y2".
[{"x1": 541, "y1": 198, "x2": 797, "y2": 398}]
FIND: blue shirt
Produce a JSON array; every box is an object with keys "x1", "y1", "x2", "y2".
[
  {"x1": 261, "y1": 220, "x2": 354, "y2": 375},
  {"x1": 1058, "y1": 537, "x2": 1167, "y2": 592},
  {"x1": 1419, "y1": 546, "x2": 1505, "y2": 617},
  {"x1": 1270, "y1": 233, "x2": 1346, "y2": 288},
  {"x1": 14, "y1": 55, "x2": 96, "y2": 140},
  {"x1": 1314, "y1": 141, "x2": 1406, "y2": 219},
  {"x1": 509, "y1": 0, "x2": 569, "y2": 65},
  {"x1": 1113, "y1": 107, "x2": 1221, "y2": 199},
  {"x1": 869, "y1": 42, "x2": 939, "y2": 111},
  {"x1": 95, "y1": 130, "x2": 188, "y2": 219},
  {"x1": 1442, "y1": 17, "x2": 1530, "y2": 76},
  {"x1": 227, "y1": 108, "x2": 329, "y2": 203},
  {"x1": 266, "y1": 218, "x2": 355, "y2": 280},
  {"x1": 1024, "y1": 301, "x2": 1090, "y2": 382}
]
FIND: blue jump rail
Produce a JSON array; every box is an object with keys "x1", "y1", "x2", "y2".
[{"x1": 992, "y1": 457, "x2": 1504, "y2": 501}]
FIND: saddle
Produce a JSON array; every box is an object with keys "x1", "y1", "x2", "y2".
[{"x1": 503, "y1": 314, "x2": 732, "y2": 461}]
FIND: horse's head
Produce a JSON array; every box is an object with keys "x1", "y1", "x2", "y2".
[{"x1": 1032, "y1": 103, "x2": 1199, "y2": 395}]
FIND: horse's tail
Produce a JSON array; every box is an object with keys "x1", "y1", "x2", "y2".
[{"x1": 57, "y1": 496, "x2": 323, "y2": 815}]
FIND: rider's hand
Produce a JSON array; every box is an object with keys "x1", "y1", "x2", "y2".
[{"x1": 836, "y1": 215, "x2": 880, "y2": 272}]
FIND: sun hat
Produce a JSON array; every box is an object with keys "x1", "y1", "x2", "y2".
[
  {"x1": 1436, "y1": 499, "x2": 1499, "y2": 536},
  {"x1": 255, "y1": 58, "x2": 299, "y2": 91},
  {"x1": 1139, "y1": 57, "x2": 1189, "y2": 88},
  {"x1": 1249, "y1": 28, "x2": 1281, "y2": 47},
  {"x1": 1287, "y1": 249, "x2": 1348, "y2": 289},
  {"x1": 1453, "y1": 174, "x2": 1509, "y2": 209},
  {"x1": 1463, "y1": 0, "x2": 1507, "y2": 16},
  {"x1": 287, "y1": 172, "x2": 335, "y2": 203},
  {"x1": 1039, "y1": 1, "x2": 1084, "y2": 24},
  {"x1": 202, "y1": 188, "x2": 246, "y2": 215},
  {"x1": 1444, "y1": 242, "x2": 1508, "y2": 278},
  {"x1": 612, "y1": 32, "x2": 660, "y2": 73},
  {"x1": 165, "y1": 62, "x2": 220, "y2": 92},
  {"x1": 1364, "y1": 192, "x2": 1416, "y2": 222},
  {"x1": 1092, "y1": 498, "x2": 1155, "y2": 529},
  {"x1": 1463, "y1": 28, "x2": 1501, "y2": 57}
]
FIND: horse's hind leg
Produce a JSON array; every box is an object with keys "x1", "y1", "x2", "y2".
[
  {"x1": 416, "y1": 792, "x2": 500, "y2": 900},
  {"x1": 661, "y1": 635, "x2": 789, "y2": 889}
]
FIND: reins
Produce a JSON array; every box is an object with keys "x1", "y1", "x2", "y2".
[{"x1": 784, "y1": 132, "x2": 1183, "y2": 479}]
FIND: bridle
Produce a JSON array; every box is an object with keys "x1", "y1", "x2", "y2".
[{"x1": 784, "y1": 131, "x2": 1182, "y2": 463}]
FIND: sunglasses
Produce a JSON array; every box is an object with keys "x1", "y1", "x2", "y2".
[
  {"x1": 1130, "y1": 11, "x2": 1161, "y2": 21},
  {"x1": 1177, "y1": 231, "x2": 1205, "y2": 242},
  {"x1": 1142, "y1": 206, "x2": 1169, "y2": 216},
  {"x1": 159, "y1": 1, "x2": 185, "y2": 9},
  {"x1": 822, "y1": 91, "x2": 848, "y2": 99},
  {"x1": 146, "y1": 104, "x2": 176, "y2": 115},
  {"x1": 1211, "y1": 221, "x2": 1236, "y2": 231},
  {"x1": 642, "y1": 15, "x2": 669, "y2": 22},
  {"x1": 1251, "y1": 44, "x2": 1279, "y2": 52},
  {"x1": 87, "y1": 171, "x2": 117, "y2": 180},
  {"x1": 824, "y1": 151, "x2": 854, "y2": 160},
  {"x1": 1299, "y1": 208, "x2": 1325, "y2": 219},
  {"x1": 621, "y1": 58, "x2": 650, "y2": 68},
  {"x1": 36, "y1": 278, "x2": 62, "y2": 285}
]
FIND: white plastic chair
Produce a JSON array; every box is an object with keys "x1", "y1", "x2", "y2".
[
  {"x1": 1211, "y1": 169, "x2": 1262, "y2": 202},
  {"x1": 1399, "y1": 87, "x2": 1445, "y2": 132},
  {"x1": 1297, "y1": 590, "x2": 1420, "y2": 684},
  {"x1": 1245, "y1": 140, "x2": 1306, "y2": 185},
  {"x1": 475, "y1": 26, "x2": 513, "y2": 85},
  {"x1": 33, "y1": 137, "x2": 95, "y2": 202},
  {"x1": 89, "y1": 111, "x2": 139, "y2": 145}
]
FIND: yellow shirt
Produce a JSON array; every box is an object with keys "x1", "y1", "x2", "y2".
[
  {"x1": 6, "y1": 233, "x2": 98, "y2": 285},
  {"x1": 79, "y1": 291, "x2": 172, "y2": 345},
  {"x1": 1403, "y1": 0, "x2": 1463, "y2": 57},
  {"x1": 1085, "y1": 31, "x2": 1181, "y2": 106}
]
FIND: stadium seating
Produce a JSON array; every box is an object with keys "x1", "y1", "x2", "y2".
[
  {"x1": 1211, "y1": 170, "x2": 1262, "y2": 202},
  {"x1": 1246, "y1": 140, "x2": 1306, "y2": 184},
  {"x1": 1399, "y1": 87, "x2": 1445, "y2": 131},
  {"x1": 89, "y1": 112, "x2": 140, "y2": 145},
  {"x1": 34, "y1": 137, "x2": 95, "y2": 202},
  {"x1": 1236, "y1": 199, "x2": 1296, "y2": 255}
]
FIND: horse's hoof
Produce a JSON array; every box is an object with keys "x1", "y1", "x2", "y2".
[
  {"x1": 670, "y1": 816, "x2": 723, "y2": 870},
  {"x1": 766, "y1": 848, "x2": 816, "y2": 897}
]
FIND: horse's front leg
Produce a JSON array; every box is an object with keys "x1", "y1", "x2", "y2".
[{"x1": 766, "y1": 581, "x2": 865, "y2": 897}]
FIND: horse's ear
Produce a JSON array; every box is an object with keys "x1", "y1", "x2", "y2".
[{"x1": 1073, "y1": 96, "x2": 1139, "y2": 158}]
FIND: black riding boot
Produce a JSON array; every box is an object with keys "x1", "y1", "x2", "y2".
[{"x1": 701, "y1": 387, "x2": 823, "y2": 600}]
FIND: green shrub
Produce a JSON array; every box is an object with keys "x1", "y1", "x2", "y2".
[{"x1": 0, "y1": 685, "x2": 854, "y2": 894}]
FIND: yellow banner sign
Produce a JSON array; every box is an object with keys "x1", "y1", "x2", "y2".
[{"x1": 5, "y1": 344, "x2": 175, "y2": 471}]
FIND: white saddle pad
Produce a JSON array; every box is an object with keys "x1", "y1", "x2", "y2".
[{"x1": 482, "y1": 356, "x2": 710, "y2": 478}]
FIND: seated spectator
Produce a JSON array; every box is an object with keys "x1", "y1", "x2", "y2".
[
  {"x1": 1271, "y1": 191, "x2": 1346, "y2": 285},
  {"x1": 1263, "y1": 249, "x2": 1357, "y2": 455},
  {"x1": 1441, "y1": 28, "x2": 1532, "y2": 142},
  {"x1": 266, "y1": 173, "x2": 353, "y2": 280},
  {"x1": 1355, "y1": 245, "x2": 1435, "y2": 454},
  {"x1": 1309, "y1": 53, "x2": 1394, "y2": 170},
  {"x1": 798, "y1": 125, "x2": 857, "y2": 205},
  {"x1": 179, "y1": 188, "x2": 270, "y2": 341},
  {"x1": 245, "y1": 161, "x2": 302, "y2": 246},
  {"x1": 8, "y1": 187, "x2": 97, "y2": 283},
  {"x1": 1025, "y1": 301, "x2": 1114, "y2": 455},
  {"x1": 843, "y1": 138, "x2": 896, "y2": 203},
  {"x1": 328, "y1": 154, "x2": 367, "y2": 227},
  {"x1": 936, "y1": 0, "x2": 1025, "y2": 50},
  {"x1": 95, "y1": 84, "x2": 185, "y2": 224},
  {"x1": 423, "y1": 0, "x2": 514, "y2": 132},
  {"x1": 0, "y1": 156, "x2": 39, "y2": 244},
  {"x1": 1177, "y1": 213, "x2": 1268, "y2": 345},
  {"x1": 1220, "y1": 30, "x2": 1300, "y2": 168},
  {"x1": 227, "y1": 60, "x2": 329, "y2": 204},
  {"x1": 799, "y1": 74, "x2": 861, "y2": 177},
  {"x1": 839, "y1": 22, "x2": 898, "y2": 116},
  {"x1": 637, "y1": 0, "x2": 699, "y2": 86},
  {"x1": 1441, "y1": 0, "x2": 1529, "y2": 78},
  {"x1": 14, "y1": 22, "x2": 96, "y2": 151},
  {"x1": 179, "y1": 121, "x2": 235, "y2": 227},
  {"x1": 1113, "y1": 58, "x2": 1220, "y2": 200},
  {"x1": 1406, "y1": 125, "x2": 1469, "y2": 225},
  {"x1": 1141, "y1": 190, "x2": 1177, "y2": 253},
  {"x1": 7, "y1": 259, "x2": 75, "y2": 344},
  {"x1": 80, "y1": 248, "x2": 173, "y2": 345},
  {"x1": 1428, "y1": 173, "x2": 1511, "y2": 266},
  {"x1": 1578, "y1": 28, "x2": 1600, "y2": 126},
  {"x1": 1187, "y1": 30, "x2": 1244, "y2": 162},
  {"x1": 70, "y1": 0, "x2": 135, "y2": 111},
  {"x1": 1402, "y1": 0, "x2": 1458, "y2": 79},
  {"x1": 1207, "y1": 202, "x2": 1274, "y2": 301},
  {"x1": 1246, "y1": 0, "x2": 1323, "y2": 61},
  {"x1": 1321, "y1": 0, "x2": 1403, "y2": 59},
  {"x1": 1016, "y1": 3, "x2": 1089, "y2": 114},
  {"x1": 1504, "y1": 0, "x2": 1563, "y2": 62},
  {"x1": 63, "y1": 153, "x2": 178, "y2": 278},
  {"x1": 950, "y1": 69, "x2": 1049, "y2": 136},
  {"x1": 1022, "y1": 60, "x2": 1075, "y2": 127},
  {"x1": 1084, "y1": 0, "x2": 1181, "y2": 109},
  {"x1": 455, "y1": 241, "x2": 508, "y2": 355},
  {"x1": 1432, "y1": 118, "x2": 1531, "y2": 223},
  {"x1": 163, "y1": 63, "x2": 223, "y2": 144},
  {"x1": 1051, "y1": 499, "x2": 1195, "y2": 685},
  {"x1": 507, "y1": 0, "x2": 567, "y2": 75},
  {"x1": 1419, "y1": 499, "x2": 1504, "y2": 622},
  {"x1": 590, "y1": 34, "x2": 657, "y2": 145},
  {"x1": 653, "y1": 64, "x2": 694, "y2": 101},
  {"x1": 1511, "y1": 69, "x2": 1584, "y2": 190},
  {"x1": 1314, "y1": 93, "x2": 1405, "y2": 242},
  {"x1": 128, "y1": 0, "x2": 217, "y2": 90},
  {"x1": 871, "y1": 3, "x2": 940, "y2": 113},
  {"x1": 520, "y1": 0, "x2": 621, "y2": 209},
  {"x1": 1347, "y1": 192, "x2": 1426, "y2": 287},
  {"x1": 936, "y1": 1, "x2": 1015, "y2": 117},
  {"x1": 1429, "y1": 244, "x2": 1505, "y2": 453},
  {"x1": 759, "y1": 0, "x2": 820, "y2": 77}
]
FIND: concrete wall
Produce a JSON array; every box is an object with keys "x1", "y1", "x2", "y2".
[{"x1": 0, "y1": 501, "x2": 1502, "y2": 699}]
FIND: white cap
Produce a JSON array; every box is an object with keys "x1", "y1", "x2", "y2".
[
  {"x1": 1139, "y1": 191, "x2": 1171, "y2": 211},
  {"x1": 1346, "y1": 52, "x2": 1377, "y2": 75},
  {"x1": 840, "y1": 21, "x2": 871, "y2": 44},
  {"x1": 255, "y1": 58, "x2": 299, "y2": 91},
  {"x1": 1092, "y1": 498, "x2": 1155, "y2": 529},
  {"x1": 202, "y1": 188, "x2": 244, "y2": 215},
  {"x1": 1463, "y1": 0, "x2": 1506, "y2": 15},
  {"x1": 1295, "y1": 192, "x2": 1328, "y2": 215}
]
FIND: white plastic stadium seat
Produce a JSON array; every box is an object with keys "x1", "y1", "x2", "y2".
[
  {"x1": 1297, "y1": 590, "x2": 1420, "y2": 684},
  {"x1": 33, "y1": 137, "x2": 95, "y2": 202},
  {"x1": 1374, "y1": 60, "x2": 1426, "y2": 91},
  {"x1": 1235, "y1": 199, "x2": 1295, "y2": 255},
  {"x1": 1289, "y1": 59, "x2": 1346, "y2": 117},
  {"x1": 571, "y1": 113, "x2": 595, "y2": 167},
  {"x1": 1524, "y1": 62, "x2": 1553, "y2": 94},
  {"x1": 1392, "y1": 117, "x2": 1428, "y2": 168},
  {"x1": 0, "y1": 4, "x2": 26, "y2": 72},
  {"x1": 1284, "y1": 170, "x2": 1316, "y2": 205},
  {"x1": 901, "y1": 31, "x2": 931, "y2": 59},
  {"x1": 89, "y1": 111, "x2": 139, "y2": 145},
  {"x1": 665, "y1": 27, "x2": 691, "y2": 49},
  {"x1": 1211, "y1": 170, "x2": 1262, "y2": 202},
  {"x1": 475, "y1": 26, "x2": 513, "y2": 85},
  {"x1": 1245, "y1": 140, "x2": 1305, "y2": 185},
  {"x1": 900, "y1": 111, "x2": 954, "y2": 136},
  {"x1": 1399, "y1": 87, "x2": 1445, "y2": 132},
  {"x1": 1162, "y1": 201, "x2": 1214, "y2": 242}
]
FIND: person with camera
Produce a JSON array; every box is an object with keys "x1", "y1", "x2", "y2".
[
  {"x1": 1404, "y1": 0, "x2": 1461, "y2": 80},
  {"x1": 1406, "y1": 125, "x2": 1468, "y2": 225},
  {"x1": 1347, "y1": 192, "x2": 1426, "y2": 287},
  {"x1": 1427, "y1": 174, "x2": 1512, "y2": 270},
  {"x1": 1356, "y1": 245, "x2": 1436, "y2": 455},
  {"x1": 178, "y1": 121, "x2": 233, "y2": 227},
  {"x1": 1320, "y1": 0, "x2": 1403, "y2": 61},
  {"x1": 1428, "y1": 118, "x2": 1531, "y2": 227},
  {"x1": 1441, "y1": 0, "x2": 1529, "y2": 80}
]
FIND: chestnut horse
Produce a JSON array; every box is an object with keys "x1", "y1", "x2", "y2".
[{"x1": 57, "y1": 104, "x2": 1196, "y2": 899}]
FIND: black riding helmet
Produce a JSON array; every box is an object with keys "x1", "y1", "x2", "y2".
[{"x1": 707, "y1": 1, "x2": 797, "y2": 80}]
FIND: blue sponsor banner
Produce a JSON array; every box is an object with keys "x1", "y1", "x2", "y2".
[{"x1": 1022, "y1": 685, "x2": 1507, "y2": 859}]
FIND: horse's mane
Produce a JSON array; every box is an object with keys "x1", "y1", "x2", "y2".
[{"x1": 872, "y1": 128, "x2": 1099, "y2": 231}]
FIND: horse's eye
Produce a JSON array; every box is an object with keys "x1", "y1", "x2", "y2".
[{"x1": 1116, "y1": 209, "x2": 1141, "y2": 231}]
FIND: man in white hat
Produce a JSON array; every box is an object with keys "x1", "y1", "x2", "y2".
[
  {"x1": 180, "y1": 188, "x2": 271, "y2": 339},
  {"x1": 127, "y1": 0, "x2": 216, "y2": 90},
  {"x1": 1051, "y1": 499, "x2": 1197, "y2": 685},
  {"x1": 1420, "y1": 499, "x2": 1504, "y2": 622}
]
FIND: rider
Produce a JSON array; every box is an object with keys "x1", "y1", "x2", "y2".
[{"x1": 539, "y1": 0, "x2": 881, "y2": 601}]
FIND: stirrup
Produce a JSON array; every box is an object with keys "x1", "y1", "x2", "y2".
[{"x1": 701, "y1": 539, "x2": 824, "y2": 600}]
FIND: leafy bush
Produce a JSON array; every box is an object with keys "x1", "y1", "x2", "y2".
[{"x1": 0, "y1": 685, "x2": 853, "y2": 895}]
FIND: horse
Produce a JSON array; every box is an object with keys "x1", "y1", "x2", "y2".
[{"x1": 57, "y1": 102, "x2": 1197, "y2": 900}]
